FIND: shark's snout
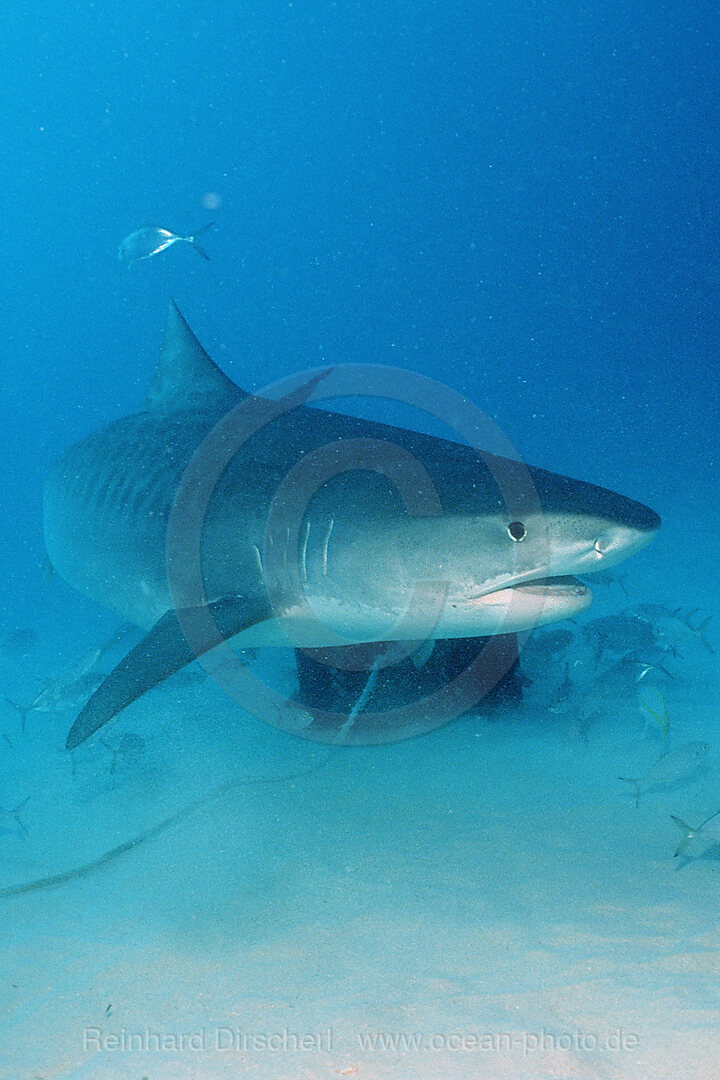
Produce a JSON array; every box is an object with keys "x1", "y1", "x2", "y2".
[{"x1": 611, "y1": 499, "x2": 662, "y2": 539}]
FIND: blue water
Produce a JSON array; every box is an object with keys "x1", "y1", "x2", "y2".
[{"x1": 1, "y1": 3, "x2": 719, "y2": 1078}]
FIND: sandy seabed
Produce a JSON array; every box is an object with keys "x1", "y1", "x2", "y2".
[{"x1": 1, "y1": 555, "x2": 719, "y2": 1080}]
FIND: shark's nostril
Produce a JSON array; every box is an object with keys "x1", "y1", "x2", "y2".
[{"x1": 594, "y1": 534, "x2": 614, "y2": 555}]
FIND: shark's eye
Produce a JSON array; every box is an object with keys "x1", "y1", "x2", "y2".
[{"x1": 507, "y1": 521, "x2": 527, "y2": 542}]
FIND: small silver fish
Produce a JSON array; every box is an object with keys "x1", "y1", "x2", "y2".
[
  {"x1": 596, "y1": 652, "x2": 672, "y2": 695},
  {"x1": 0, "y1": 627, "x2": 38, "y2": 659},
  {"x1": 620, "y1": 741, "x2": 709, "y2": 807},
  {"x1": 583, "y1": 613, "x2": 657, "y2": 657},
  {"x1": 118, "y1": 223, "x2": 213, "y2": 264},
  {"x1": 6, "y1": 671, "x2": 105, "y2": 732},
  {"x1": 0, "y1": 795, "x2": 30, "y2": 838},
  {"x1": 587, "y1": 568, "x2": 628, "y2": 594},
  {"x1": 672, "y1": 809, "x2": 720, "y2": 861},
  {"x1": 5, "y1": 628, "x2": 135, "y2": 733},
  {"x1": 100, "y1": 732, "x2": 146, "y2": 774},
  {"x1": 634, "y1": 604, "x2": 714, "y2": 654},
  {"x1": 525, "y1": 627, "x2": 575, "y2": 661}
]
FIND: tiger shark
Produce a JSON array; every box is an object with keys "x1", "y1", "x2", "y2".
[{"x1": 44, "y1": 303, "x2": 660, "y2": 750}]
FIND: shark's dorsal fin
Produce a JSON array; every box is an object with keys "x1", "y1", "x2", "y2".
[{"x1": 143, "y1": 300, "x2": 243, "y2": 413}]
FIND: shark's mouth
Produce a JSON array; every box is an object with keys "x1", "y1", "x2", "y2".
[
  {"x1": 462, "y1": 574, "x2": 592, "y2": 632},
  {"x1": 507, "y1": 574, "x2": 592, "y2": 598}
]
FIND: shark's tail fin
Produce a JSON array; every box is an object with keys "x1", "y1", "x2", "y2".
[
  {"x1": 186, "y1": 222, "x2": 214, "y2": 260},
  {"x1": 619, "y1": 776, "x2": 641, "y2": 809}
]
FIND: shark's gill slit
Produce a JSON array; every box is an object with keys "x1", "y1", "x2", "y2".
[
  {"x1": 300, "y1": 520, "x2": 310, "y2": 584},
  {"x1": 321, "y1": 516, "x2": 334, "y2": 576},
  {"x1": 251, "y1": 543, "x2": 264, "y2": 580}
]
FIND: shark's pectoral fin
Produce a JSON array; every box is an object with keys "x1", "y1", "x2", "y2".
[{"x1": 65, "y1": 596, "x2": 271, "y2": 750}]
